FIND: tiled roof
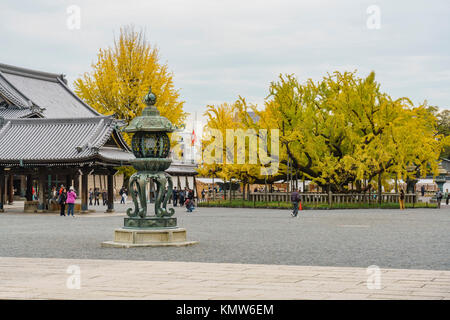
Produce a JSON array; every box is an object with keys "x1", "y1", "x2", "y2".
[
  {"x1": 0, "y1": 116, "x2": 132, "y2": 166},
  {"x1": 0, "y1": 72, "x2": 32, "y2": 109},
  {"x1": 0, "y1": 63, "x2": 100, "y2": 119},
  {"x1": 0, "y1": 106, "x2": 38, "y2": 118},
  {"x1": 98, "y1": 147, "x2": 134, "y2": 162},
  {"x1": 166, "y1": 161, "x2": 198, "y2": 176}
]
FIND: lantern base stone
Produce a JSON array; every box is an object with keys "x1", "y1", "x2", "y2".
[{"x1": 101, "y1": 227, "x2": 198, "y2": 248}]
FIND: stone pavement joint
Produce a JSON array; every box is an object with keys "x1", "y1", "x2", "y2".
[{"x1": 0, "y1": 257, "x2": 449, "y2": 300}]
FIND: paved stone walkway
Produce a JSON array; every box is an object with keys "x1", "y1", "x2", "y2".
[
  {"x1": 0, "y1": 257, "x2": 449, "y2": 300},
  {"x1": 2, "y1": 206, "x2": 449, "y2": 270}
]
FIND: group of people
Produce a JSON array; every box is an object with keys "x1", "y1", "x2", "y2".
[
  {"x1": 172, "y1": 187, "x2": 195, "y2": 212},
  {"x1": 88, "y1": 188, "x2": 109, "y2": 206},
  {"x1": 49, "y1": 184, "x2": 199, "y2": 215},
  {"x1": 199, "y1": 187, "x2": 219, "y2": 201},
  {"x1": 53, "y1": 184, "x2": 77, "y2": 216}
]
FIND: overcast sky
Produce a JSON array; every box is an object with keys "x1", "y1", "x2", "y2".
[{"x1": 1, "y1": 0, "x2": 449, "y2": 114}]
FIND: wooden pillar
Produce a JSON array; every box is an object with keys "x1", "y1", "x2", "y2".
[
  {"x1": 37, "y1": 174, "x2": 46, "y2": 212},
  {"x1": 8, "y1": 174, "x2": 14, "y2": 204},
  {"x1": 0, "y1": 170, "x2": 5, "y2": 212},
  {"x1": 66, "y1": 174, "x2": 72, "y2": 190},
  {"x1": 25, "y1": 174, "x2": 33, "y2": 202},
  {"x1": 106, "y1": 172, "x2": 115, "y2": 213},
  {"x1": 20, "y1": 175, "x2": 26, "y2": 197},
  {"x1": 74, "y1": 173, "x2": 80, "y2": 194},
  {"x1": 193, "y1": 176, "x2": 198, "y2": 199},
  {"x1": 81, "y1": 172, "x2": 88, "y2": 212}
]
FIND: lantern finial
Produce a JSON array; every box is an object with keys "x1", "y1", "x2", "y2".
[{"x1": 143, "y1": 87, "x2": 157, "y2": 106}]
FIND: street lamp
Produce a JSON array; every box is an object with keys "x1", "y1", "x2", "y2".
[
  {"x1": 122, "y1": 87, "x2": 176, "y2": 227},
  {"x1": 102, "y1": 88, "x2": 197, "y2": 247}
]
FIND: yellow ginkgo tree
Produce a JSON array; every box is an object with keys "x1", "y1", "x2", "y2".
[
  {"x1": 199, "y1": 70, "x2": 449, "y2": 195},
  {"x1": 74, "y1": 25, "x2": 186, "y2": 143},
  {"x1": 74, "y1": 25, "x2": 187, "y2": 182}
]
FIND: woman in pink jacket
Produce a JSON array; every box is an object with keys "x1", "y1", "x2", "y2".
[{"x1": 66, "y1": 187, "x2": 77, "y2": 217}]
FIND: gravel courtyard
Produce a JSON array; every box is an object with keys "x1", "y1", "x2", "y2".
[{"x1": 0, "y1": 205, "x2": 449, "y2": 270}]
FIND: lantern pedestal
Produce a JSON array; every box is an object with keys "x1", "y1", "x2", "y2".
[{"x1": 101, "y1": 227, "x2": 198, "y2": 248}]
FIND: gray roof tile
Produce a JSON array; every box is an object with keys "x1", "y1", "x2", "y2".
[
  {"x1": 0, "y1": 63, "x2": 100, "y2": 118},
  {"x1": 0, "y1": 116, "x2": 131, "y2": 165},
  {"x1": 0, "y1": 107, "x2": 38, "y2": 118},
  {"x1": 0, "y1": 73, "x2": 32, "y2": 109}
]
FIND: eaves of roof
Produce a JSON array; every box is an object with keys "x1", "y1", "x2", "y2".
[{"x1": 0, "y1": 116, "x2": 132, "y2": 166}]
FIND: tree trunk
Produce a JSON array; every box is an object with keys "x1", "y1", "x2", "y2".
[{"x1": 378, "y1": 173, "x2": 382, "y2": 206}]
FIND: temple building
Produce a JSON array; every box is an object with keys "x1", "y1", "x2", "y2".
[{"x1": 0, "y1": 63, "x2": 197, "y2": 212}]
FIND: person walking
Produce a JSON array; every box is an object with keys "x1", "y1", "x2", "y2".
[
  {"x1": 421, "y1": 185, "x2": 425, "y2": 197},
  {"x1": 399, "y1": 189, "x2": 405, "y2": 210},
  {"x1": 179, "y1": 189, "x2": 185, "y2": 207},
  {"x1": 436, "y1": 189, "x2": 443, "y2": 209},
  {"x1": 88, "y1": 188, "x2": 93, "y2": 206},
  {"x1": 172, "y1": 187, "x2": 178, "y2": 207},
  {"x1": 291, "y1": 188, "x2": 301, "y2": 217},
  {"x1": 94, "y1": 188, "x2": 100, "y2": 206},
  {"x1": 445, "y1": 189, "x2": 449, "y2": 206},
  {"x1": 102, "y1": 190, "x2": 107, "y2": 206},
  {"x1": 59, "y1": 187, "x2": 67, "y2": 216},
  {"x1": 66, "y1": 187, "x2": 77, "y2": 216},
  {"x1": 119, "y1": 186, "x2": 126, "y2": 204},
  {"x1": 121, "y1": 190, "x2": 126, "y2": 204}
]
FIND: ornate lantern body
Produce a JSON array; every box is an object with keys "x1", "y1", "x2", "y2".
[{"x1": 122, "y1": 88, "x2": 177, "y2": 228}]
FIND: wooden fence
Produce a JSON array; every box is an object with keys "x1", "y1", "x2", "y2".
[{"x1": 198, "y1": 192, "x2": 417, "y2": 205}]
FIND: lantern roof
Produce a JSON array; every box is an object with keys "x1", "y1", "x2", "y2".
[{"x1": 122, "y1": 87, "x2": 176, "y2": 133}]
